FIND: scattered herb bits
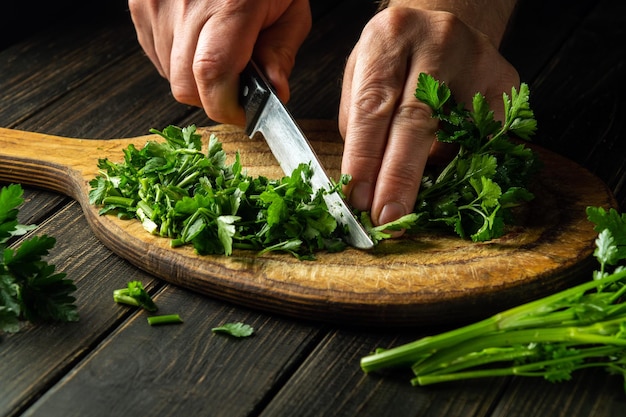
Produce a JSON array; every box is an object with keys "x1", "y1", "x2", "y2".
[
  {"x1": 113, "y1": 281, "x2": 157, "y2": 312},
  {"x1": 211, "y1": 322, "x2": 254, "y2": 338},
  {"x1": 147, "y1": 314, "x2": 183, "y2": 326}
]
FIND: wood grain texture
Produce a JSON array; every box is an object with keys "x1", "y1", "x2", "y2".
[
  {"x1": 0, "y1": 121, "x2": 614, "y2": 326},
  {"x1": 16, "y1": 285, "x2": 324, "y2": 417}
]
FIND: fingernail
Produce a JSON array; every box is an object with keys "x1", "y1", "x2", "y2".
[
  {"x1": 349, "y1": 181, "x2": 373, "y2": 211},
  {"x1": 378, "y1": 202, "x2": 406, "y2": 225}
]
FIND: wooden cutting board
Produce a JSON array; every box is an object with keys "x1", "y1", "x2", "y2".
[{"x1": 0, "y1": 121, "x2": 616, "y2": 326}]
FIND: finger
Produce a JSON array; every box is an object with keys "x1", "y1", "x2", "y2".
[
  {"x1": 128, "y1": 0, "x2": 167, "y2": 78},
  {"x1": 192, "y1": 10, "x2": 263, "y2": 125},
  {"x1": 371, "y1": 85, "x2": 438, "y2": 226},
  {"x1": 340, "y1": 34, "x2": 407, "y2": 213},
  {"x1": 338, "y1": 51, "x2": 355, "y2": 139},
  {"x1": 254, "y1": 0, "x2": 312, "y2": 103},
  {"x1": 167, "y1": 7, "x2": 208, "y2": 108}
]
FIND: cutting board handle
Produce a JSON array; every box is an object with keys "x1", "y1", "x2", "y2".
[{"x1": 0, "y1": 127, "x2": 152, "y2": 203}]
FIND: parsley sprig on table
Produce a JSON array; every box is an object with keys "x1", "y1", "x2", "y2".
[
  {"x1": 89, "y1": 125, "x2": 348, "y2": 259},
  {"x1": 0, "y1": 184, "x2": 78, "y2": 334},
  {"x1": 361, "y1": 206, "x2": 626, "y2": 391},
  {"x1": 411, "y1": 73, "x2": 539, "y2": 241}
]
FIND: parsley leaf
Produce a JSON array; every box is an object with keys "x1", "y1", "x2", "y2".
[
  {"x1": 113, "y1": 280, "x2": 158, "y2": 312},
  {"x1": 1, "y1": 184, "x2": 77, "y2": 334},
  {"x1": 412, "y1": 73, "x2": 540, "y2": 241},
  {"x1": 211, "y1": 322, "x2": 254, "y2": 338}
]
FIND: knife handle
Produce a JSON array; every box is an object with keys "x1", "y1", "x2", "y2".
[{"x1": 239, "y1": 61, "x2": 271, "y2": 137}]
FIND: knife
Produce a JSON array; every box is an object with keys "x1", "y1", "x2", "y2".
[{"x1": 239, "y1": 61, "x2": 374, "y2": 250}]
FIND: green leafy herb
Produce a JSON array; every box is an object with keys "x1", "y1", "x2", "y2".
[
  {"x1": 113, "y1": 280, "x2": 158, "y2": 312},
  {"x1": 89, "y1": 125, "x2": 348, "y2": 259},
  {"x1": 147, "y1": 314, "x2": 183, "y2": 326},
  {"x1": 411, "y1": 73, "x2": 539, "y2": 241},
  {"x1": 0, "y1": 184, "x2": 78, "y2": 334},
  {"x1": 90, "y1": 74, "x2": 541, "y2": 255},
  {"x1": 360, "y1": 205, "x2": 626, "y2": 391},
  {"x1": 211, "y1": 322, "x2": 254, "y2": 338}
]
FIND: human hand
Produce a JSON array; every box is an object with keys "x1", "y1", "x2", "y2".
[
  {"x1": 128, "y1": 0, "x2": 312, "y2": 125},
  {"x1": 339, "y1": 6, "x2": 519, "y2": 229}
]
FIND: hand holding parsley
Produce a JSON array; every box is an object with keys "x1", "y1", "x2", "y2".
[
  {"x1": 411, "y1": 73, "x2": 539, "y2": 241},
  {"x1": 89, "y1": 74, "x2": 540, "y2": 256}
]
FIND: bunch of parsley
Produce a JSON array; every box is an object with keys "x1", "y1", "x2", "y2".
[
  {"x1": 411, "y1": 73, "x2": 540, "y2": 241},
  {"x1": 89, "y1": 74, "x2": 541, "y2": 255},
  {"x1": 361, "y1": 206, "x2": 626, "y2": 391},
  {"x1": 89, "y1": 125, "x2": 347, "y2": 259},
  {"x1": 0, "y1": 184, "x2": 78, "y2": 334}
]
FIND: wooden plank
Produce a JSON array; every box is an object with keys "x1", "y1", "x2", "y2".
[
  {"x1": 16, "y1": 51, "x2": 190, "y2": 139},
  {"x1": 288, "y1": 0, "x2": 378, "y2": 120},
  {"x1": 0, "y1": 19, "x2": 139, "y2": 127},
  {"x1": 0, "y1": 202, "x2": 159, "y2": 417},
  {"x1": 528, "y1": 0, "x2": 626, "y2": 208},
  {"x1": 501, "y1": 0, "x2": 597, "y2": 82},
  {"x1": 1, "y1": 1, "x2": 126, "y2": 48},
  {"x1": 0, "y1": 5, "x2": 142, "y2": 224},
  {"x1": 260, "y1": 329, "x2": 507, "y2": 416},
  {"x1": 491, "y1": 368, "x2": 624, "y2": 417},
  {"x1": 19, "y1": 285, "x2": 323, "y2": 417}
]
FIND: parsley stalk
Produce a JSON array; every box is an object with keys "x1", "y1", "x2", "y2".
[{"x1": 361, "y1": 207, "x2": 626, "y2": 391}]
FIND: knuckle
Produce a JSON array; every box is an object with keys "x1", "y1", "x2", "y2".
[
  {"x1": 354, "y1": 86, "x2": 397, "y2": 118},
  {"x1": 394, "y1": 101, "x2": 433, "y2": 124},
  {"x1": 192, "y1": 54, "x2": 223, "y2": 83},
  {"x1": 170, "y1": 82, "x2": 199, "y2": 107}
]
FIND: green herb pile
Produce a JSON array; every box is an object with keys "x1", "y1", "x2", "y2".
[
  {"x1": 410, "y1": 73, "x2": 540, "y2": 241},
  {"x1": 0, "y1": 184, "x2": 78, "y2": 334},
  {"x1": 89, "y1": 126, "x2": 349, "y2": 259},
  {"x1": 361, "y1": 206, "x2": 626, "y2": 390},
  {"x1": 89, "y1": 73, "x2": 540, "y2": 256}
]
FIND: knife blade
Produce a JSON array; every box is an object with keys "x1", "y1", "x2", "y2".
[{"x1": 239, "y1": 61, "x2": 374, "y2": 250}]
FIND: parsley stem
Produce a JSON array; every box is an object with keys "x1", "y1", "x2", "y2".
[
  {"x1": 361, "y1": 269, "x2": 626, "y2": 374},
  {"x1": 413, "y1": 345, "x2": 624, "y2": 386},
  {"x1": 113, "y1": 292, "x2": 140, "y2": 307},
  {"x1": 102, "y1": 196, "x2": 135, "y2": 207},
  {"x1": 147, "y1": 314, "x2": 183, "y2": 326}
]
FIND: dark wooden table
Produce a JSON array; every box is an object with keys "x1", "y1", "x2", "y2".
[{"x1": 1, "y1": 1, "x2": 625, "y2": 416}]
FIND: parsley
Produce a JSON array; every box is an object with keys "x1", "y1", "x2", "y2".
[
  {"x1": 0, "y1": 184, "x2": 78, "y2": 334},
  {"x1": 147, "y1": 314, "x2": 183, "y2": 326},
  {"x1": 89, "y1": 125, "x2": 347, "y2": 259},
  {"x1": 113, "y1": 280, "x2": 157, "y2": 312},
  {"x1": 211, "y1": 322, "x2": 254, "y2": 338},
  {"x1": 89, "y1": 75, "x2": 540, "y2": 254},
  {"x1": 361, "y1": 205, "x2": 626, "y2": 391},
  {"x1": 411, "y1": 73, "x2": 539, "y2": 241}
]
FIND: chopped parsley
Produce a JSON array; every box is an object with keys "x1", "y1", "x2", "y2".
[{"x1": 89, "y1": 74, "x2": 540, "y2": 255}]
